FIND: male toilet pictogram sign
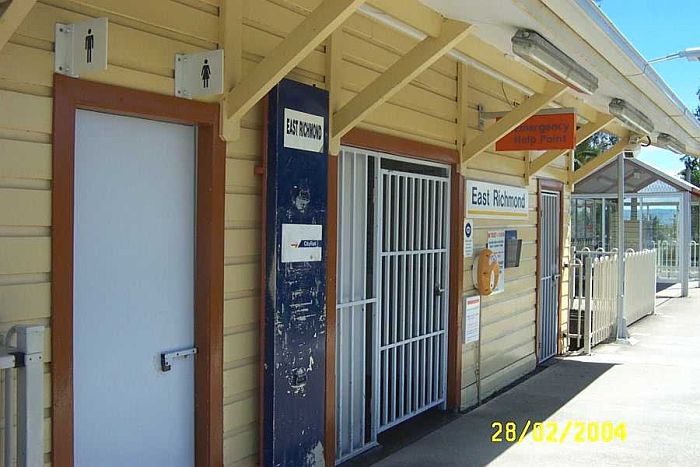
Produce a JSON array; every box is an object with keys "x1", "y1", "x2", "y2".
[
  {"x1": 55, "y1": 17, "x2": 108, "y2": 77},
  {"x1": 84, "y1": 29, "x2": 94, "y2": 63},
  {"x1": 175, "y1": 50, "x2": 224, "y2": 99}
]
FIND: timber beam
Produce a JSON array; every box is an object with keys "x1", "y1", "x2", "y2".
[
  {"x1": 326, "y1": 30, "x2": 343, "y2": 155},
  {"x1": 0, "y1": 0, "x2": 37, "y2": 52},
  {"x1": 332, "y1": 19, "x2": 473, "y2": 141},
  {"x1": 571, "y1": 136, "x2": 629, "y2": 184},
  {"x1": 526, "y1": 113, "x2": 615, "y2": 179},
  {"x1": 223, "y1": 0, "x2": 367, "y2": 131},
  {"x1": 219, "y1": 0, "x2": 243, "y2": 140},
  {"x1": 460, "y1": 82, "x2": 568, "y2": 170}
]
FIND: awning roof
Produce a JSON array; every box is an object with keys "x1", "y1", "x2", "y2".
[
  {"x1": 419, "y1": 0, "x2": 700, "y2": 156},
  {"x1": 573, "y1": 156, "x2": 700, "y2": 197}
]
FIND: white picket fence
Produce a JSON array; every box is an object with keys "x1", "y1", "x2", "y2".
[{"x1": 569, "y1": 249, "x2": 656, "y2": 351}]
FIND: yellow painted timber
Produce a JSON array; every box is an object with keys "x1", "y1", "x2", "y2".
[
  {"x1": 326, "y1": 30, "x2": 343, "y2": 155},
  {"x1": 220, "y1": 0, "x2": 243, "y2": 140},
  {"x1": 0, "y1": 0, "x2": 37, "y2": 52},
  {"x1": 457, "y1": 62, "x2": 469, "y2": 167},
  {"x1": 366, "y1": 0, "x2": 443, "y2": 37},
  {"x1": 571, "y1": 137, "x2": 629, "y2": 184},
  {"x1": 359, "y1": 0, "x2": 607, "y2": 125},
  {"x1": 333, "y1": 19, "x2": 472, "y2": 140},
  {"x1": 527, "y1": 113, "x2": 615, "y2": 178},
  {"x1": 225, "y1": 0, "x2": 368, "y2": 125},
  {"x1": 461, "y1": 82, "x2": 568, "y2": 168}
]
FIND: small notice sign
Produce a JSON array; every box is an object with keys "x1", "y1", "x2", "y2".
[
  {"x1": 464, "y1": 218, "x2": 474, "y2": 258},
  {"x1": 55, "y1": 18, "x2": 108, "y2": 77},
  {"x1": 487, "y1": 230, "x2": 506, "y2": 294},
  {"x1": 495, "y1": 112, "x2": 576, "y2": 151},
  {"x1": 284, "y1": 108, "x2": 325, "y2": 153},
  {"x1": 464, "y1": 295, "x2": 481, "y2": 343},
  {"x1": 466, "y1": 180, "x2": 528, "y2": 219},
  {"x1": 174, "y1": 49, "x2": 224, "y2": 99},
  {"x1": 282, "y1": 224, "x2": 323, "y2": 263}
]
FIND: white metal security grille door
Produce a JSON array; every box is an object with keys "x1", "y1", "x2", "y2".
[
  {"x1": 538, "y1": 191, "x2": 561, "y2": 362},
  {"x1": 377, "y1": 160, "x2": 450, "y2": 432},
  {"x1": 336, "y1": 149, "x2": 376, "y2": 462},
  {"x1": 335, "y1": 149, "x2": 450, "y2": 463},
  {"x1": 73, "y1": 110, "x2": 196, "y2": 466}
]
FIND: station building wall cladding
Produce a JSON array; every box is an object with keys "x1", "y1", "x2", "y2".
[{"x1": 0, "y1": 0, "x2": 571, "y2": 465}]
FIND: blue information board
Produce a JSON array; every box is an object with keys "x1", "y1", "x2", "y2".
[{"x1": 263, "y1": 79, "x2": 328, "y2": 466}]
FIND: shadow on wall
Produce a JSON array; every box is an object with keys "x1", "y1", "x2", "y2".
[{"x1": 346, "y1": 360, "x2": 616, "y2": 467}]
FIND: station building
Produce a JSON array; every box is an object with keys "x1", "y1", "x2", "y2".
[{"x1": 0, "y1": 0, "x2": 699, "y2": 466}]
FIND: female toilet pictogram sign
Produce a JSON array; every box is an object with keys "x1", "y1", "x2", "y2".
[
  {"x1": 174, "y1": 50, "x2": 224, "y2": 99},
  {"x1": 201, "y1": 59, "x2": 211, "y2": 88}
]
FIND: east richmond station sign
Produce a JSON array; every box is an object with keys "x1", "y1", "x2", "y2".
[{"x1": 466, "y1": 180, "x2": 529, "y2": 219}]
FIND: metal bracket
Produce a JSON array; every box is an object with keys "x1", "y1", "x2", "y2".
[
  {"x1": 54, "y1": 23, "x2": 76, "y2": 77},
  {"x1": 160, "y1": 347, "x2": 198, "y2": 372},
  {"x1": 478, "y1": 106, "x2": 577, "y2": 131}
]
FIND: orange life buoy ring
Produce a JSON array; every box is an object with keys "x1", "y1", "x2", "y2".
[{"x1": 476, "y1": 248, "x2": 500, "y2": 296}]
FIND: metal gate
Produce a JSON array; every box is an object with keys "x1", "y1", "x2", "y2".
[
  {"x1": 335, "y1": 148, "x2": 450, "y2": 463},
  {"x1": 538, "y1": 191, "x2": 561, "y2": 362},
  {"x1": 376, "y1": 161, "x2": 450, "y2": 433}
]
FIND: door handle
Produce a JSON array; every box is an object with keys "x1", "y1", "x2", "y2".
[
  {"x1": 434, "y1": 285, "x2": 445, "y2": 297},
  {"x1": 160, "y1": 347, "x2": 197, "y2": 372}
]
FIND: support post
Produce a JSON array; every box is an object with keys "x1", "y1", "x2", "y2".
[
  {"x1": 584, "y1": 254, "x2": 593, "y2": 355},
  {"x1": 601, "y1": 198, "x2": 606, "y2": 250},
  {"x1": 681, "y1": 192, "x2": 690, "y2": 297},
  {"x1": 326, "y1": 30, "x2": 343, "y2": 155},
  {"x1": 616, "y1": 154, "x2": 628, "y2": 340},
  {"x1": 219, "y1": 0, "x2": 243, "y2": 140},
  {"x1": 457, "y1": 62, "x2": 469, "y2": 167},
  {"x1": 15, "y1": 325, "x2": 45, "y2": 467}
]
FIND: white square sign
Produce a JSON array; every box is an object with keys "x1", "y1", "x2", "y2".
[
  {"x1": 464, "y1": 218, "x2": 474, "y2": 258},
  {"x1": 282, "y1": 224, "x2": 323, "y2": 263},
  {"x1": 283, "y1": 108, "x2": 325, "y2": 153},
  {"x1": 55, "y1": 18, "x2": 108, "y2": 77},
  {"x1": 175, "y1": 49, "x2": 224, "y2": 98},
  {"x1": 464, "y1": 295, "x2": 481, "y2": 344}
]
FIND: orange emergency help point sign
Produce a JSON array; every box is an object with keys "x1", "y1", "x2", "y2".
[{"x1": 495, "y1": 113, "x2": 576, "y2": 151}]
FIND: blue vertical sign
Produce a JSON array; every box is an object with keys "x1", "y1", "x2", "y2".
[{"x1": 264, "y1": 79, "x2": 328, "y2": 466}]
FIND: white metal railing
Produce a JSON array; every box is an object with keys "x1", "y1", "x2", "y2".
[
  {"x1": 1, "y1": 325, "x2": 44, "y2": 467},
  {"x1": 652, "y1": 241, "x2": 699, "y2": 282},
  {"x1": 569, "y1": 249, "x2": 656, "y2": 352},
  {"x1": 691, "y1": 241, "x2": 699, "y2": 281},
  {"x1": 652, "y1": 240, "x2": 679, "y2": 281}
]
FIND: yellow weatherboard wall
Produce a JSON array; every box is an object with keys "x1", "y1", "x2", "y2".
[{"x1": 0, "y1": 0, "x2": 572, "y2": 464}]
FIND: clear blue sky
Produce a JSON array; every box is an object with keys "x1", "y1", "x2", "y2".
[{"x1": 599, "y1": 0, "x2": 700, "y2": 177}]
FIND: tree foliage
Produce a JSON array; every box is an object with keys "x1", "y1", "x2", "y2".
[
  {"x1": 680, "y1": 87, "x2": 700, "y2": 187},
  {"x1": 574, "y1": 131, "x2": 618, "y2": 169}
]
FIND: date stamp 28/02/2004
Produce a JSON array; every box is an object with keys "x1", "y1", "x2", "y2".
[{"x1": 491, "y1": 421, "x2": 627, "y2": 444}]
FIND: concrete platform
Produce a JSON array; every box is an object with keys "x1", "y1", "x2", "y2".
[{"x1": 374, "y1": 288, "x2": 700, "y2": 467}]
